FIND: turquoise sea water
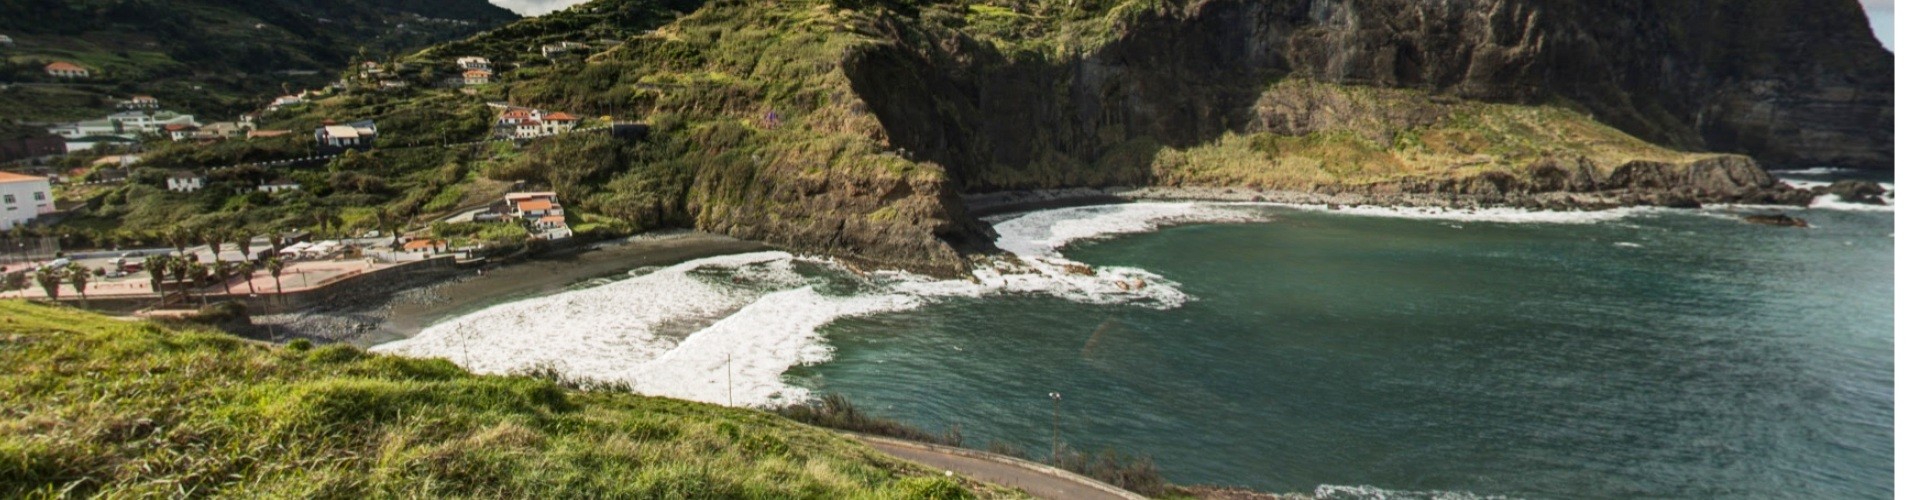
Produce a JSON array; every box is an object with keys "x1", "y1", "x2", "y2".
[{"x1": 791, "y1": 202, "x2": 1893, "y2": 498}]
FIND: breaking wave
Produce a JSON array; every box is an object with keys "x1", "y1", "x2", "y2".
[
  {"x1": 1313, "y1": 484, "x2": 1514, "y2": 500},
  {"x1": 374, "y1": 202, "x2": 1266, "y2": 407},
  {"x1": 1268, "y1": 203, "x2": 1658, "y2": 224}
]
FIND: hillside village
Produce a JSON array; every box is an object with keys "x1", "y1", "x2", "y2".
[{"x1": 1, "y1": 27, "x2": 610, "y2": 303}]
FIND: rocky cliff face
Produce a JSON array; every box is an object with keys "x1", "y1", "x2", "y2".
[{"x1": 849, "y1": 0, "x2": 1893, "y2": 180}]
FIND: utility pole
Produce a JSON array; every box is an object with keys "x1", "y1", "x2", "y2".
[
  {"x1": 1049, "y1": 391, "x2": 1062, "y2": 464},
  {"x1": 726, "y1": 352, "x2": 734, "y2": 406}
]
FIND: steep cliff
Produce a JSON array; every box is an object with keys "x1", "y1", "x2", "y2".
[
  {"x1": 419, "y1": 0, "x2": 1883, "y2": 275},
  {"x1": 849, "y1": 0, "x2": 1893, "y2": 180}
]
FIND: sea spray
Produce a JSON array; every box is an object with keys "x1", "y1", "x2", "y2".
[{"x1": 374, "y1": 203, "x2": 1273, "y2": 406}]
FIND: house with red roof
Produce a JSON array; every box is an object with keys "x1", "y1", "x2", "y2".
[{"x1": 44, "y1": 61, "x2": 88, "y2": 78}]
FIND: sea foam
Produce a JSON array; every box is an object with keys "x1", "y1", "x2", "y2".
[{"x1": 374, "y1": 203, "x2": 1266, "y2": 407}]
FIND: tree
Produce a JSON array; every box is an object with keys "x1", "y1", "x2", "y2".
[
  {"x1": 188, "y1": 261, "x2": 211, "y2": 307},
  {"x1": 67, "y1": 265, "x2": 92, "y2": 308},
  {"x1": 164, "y1": 226, "x2": 197, "y2": 255},
  {"x1": 168, "y1": 257, "x2": 192, "y2": 306},
  {"x1": 212, "y1": 261, "x2": 233, "y2": 296},
  {"x1": 265, "y1": 257, "x2": 286, "y2": 299},
  {"x1": 233, "y1": 230, "x2": 255, "y2": 263},
  {"x1": 235, "y1": 260, "x2": 259, "y2": 296},
  {"x1": 33, "y1": 266, "x2": 62, "y2": 301},
  {"x1": 144, "y1": 254, "x2": 172, "y2": 298},
  {"x1": 1, "y1": 271, "x2": 27, "y2": 299}
]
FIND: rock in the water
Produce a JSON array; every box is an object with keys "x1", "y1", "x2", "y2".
[
  {"x1": 1818, "y1": 180, "x2": 1889, "y2": 204},
  {"x1": 1743, "y1": 214, "x2": 1809, "y2": 228}
]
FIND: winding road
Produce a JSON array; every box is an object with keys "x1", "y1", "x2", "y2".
[{"x1": 849, "y1": 434, "x2": 1147, "y2": 500}]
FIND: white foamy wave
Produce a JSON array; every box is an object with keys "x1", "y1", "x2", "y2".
[
  {"x1": 1614, "y1": 242, "x2": 1643, "y2": 248},
  {"x1": 992, "y1": 202, "x2": 1266, "y2": 257},
  {"x1": 1313, "y1": 484, "x2": 1514, "y2": 500},
  {"x1": 1779, "y1": 178, "x2": 1832, "y2": 190},
  {"x1": 1275, "y1": 203, "x2": 1654, "y2": 224},
  {"x1": 1772, "y1": 167, "x2": 1857, "y2": 176},
  {"x1": 373, "y1": 204, "x2": 1265, "y2": 406},
  {"x1": 1809, "y1": 194, "x2": 1895, "y2": 212}
]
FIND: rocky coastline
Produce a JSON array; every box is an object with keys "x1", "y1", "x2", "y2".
[{"x1": 965, "y1": 156, "x2": 1887, "y2": 216}]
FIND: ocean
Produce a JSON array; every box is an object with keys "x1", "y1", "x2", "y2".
[{"x1": 374, "y1": 172, "x2": 1893, "y2": 498}]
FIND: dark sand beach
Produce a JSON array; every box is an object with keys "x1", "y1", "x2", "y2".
[{"x1": 254, "y1": 231, "x2": 766, "y2": 347}]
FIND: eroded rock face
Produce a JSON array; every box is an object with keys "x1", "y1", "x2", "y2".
[{"x1": 848, "y1": 0, "x2": 1892, "y2": 183}]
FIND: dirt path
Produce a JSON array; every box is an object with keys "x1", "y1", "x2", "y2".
[{"x1": 851, "y1": 435, "x2": 1146, "y2": 500}]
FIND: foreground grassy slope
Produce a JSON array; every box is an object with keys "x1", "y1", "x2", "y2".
[{"x1": 0, "y1": 301, "x2": 992, "y2": 498}]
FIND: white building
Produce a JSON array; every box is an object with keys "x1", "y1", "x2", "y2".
[
  {"x1": 0, "y1": 172, "x2": 54, "y2": 230},
  {"x1": 457, "y1": 56, "x2": 491, "y2": 70},
  {"x1": 0, "y1": 35, "x2": 14, "y2": 47},
  {"x1": 505, "y1": 192, "x2": 562, "y2": 218},
  {"x1": 497, "y1": 108, "x2": 581, "y2": 139},
  {"x1": 258, "y1": 178, "x2": 300, "y2": 193},
  {"x1": 315, "y1": 120, "x2": 377, "y2": 151},
  {"x1": 165, "y1": 171, "x2": 204, "y2": 193},
  {"x1": 541, "y1": 42, "x2": 587, "y2": 59},
  {"x1": 269, "y1": 94, "x2": 305, "y2": 110},
  {"x1": 47, "y1": 111, "x2": 199, "y2": 139}
]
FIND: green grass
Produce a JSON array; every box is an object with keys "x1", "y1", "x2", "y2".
[{"x1": 0, "y1": 300, "x2": 1004, "y2": 498}]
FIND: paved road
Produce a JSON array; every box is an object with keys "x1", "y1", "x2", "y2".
[{"x1": 852, "y1": 435, "x2": 1145, "y2": 500}]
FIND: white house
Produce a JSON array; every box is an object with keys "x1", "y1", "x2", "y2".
[
  {"x1": 164, "y1": 124, "x2": 199, "y2": 141},
  {"x1": 457, "y1": 56, "x2": 491, "y2": 71},
  {"x1": 44, "y1": 61, "x2": 88, "y2": 78},
  {"x1": 0, "y1": 35, "x2": 14, "y2": 47},
  {"x1": 315, "y1": 120, "x2": 377, "y2": 151},
  {"x1": 258, "y1": 178, "x2": 300, "y2": 193},
  {"x1": 165, "y1": 171, "x2": 204, "y2": 193},
  {"x1": 0, "y1": 172, "x2": 54, "y2": 230},
  {"x1": 62, "y1": 136, "x2": 139, "y2": 153},
  {"x1": 269, "y1": 94, "x2": 305, "y2": 110},
  {"x1": 505, "y1": 192, "x2": 562, "y2": 219},
  {"x1": 47, "y1": 111, "x2": 199, "y2": 139},
  {"x1": 498, "y1": 108, "x2": 580, "y2": 139},
  {"x1": 541, "y1": 42, "x2": 587, "y2": 59}
]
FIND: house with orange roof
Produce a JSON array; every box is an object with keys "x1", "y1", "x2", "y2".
[
  {"x1": 463, "y1": 69, "x2": 492, "y2": 85},
  {"x1": 120, "y1": 95, "x2": 160, "y2": 110},
  {"x1": 44, "y1": 61, "x2": 88, "y2": 78},
  {"x1": 0, "y1": 171, "x2": 54, "y2": 230}
]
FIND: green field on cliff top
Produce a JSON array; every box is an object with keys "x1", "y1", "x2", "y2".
[{"x1": 0, "y1": 300, "x2": 1001, "y2": 498}]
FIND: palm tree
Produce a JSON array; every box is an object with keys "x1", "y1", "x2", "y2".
[
  {"x1": 205, "y1": 230, "x2": 227, "y2": 268},
  {"x1": 233, "y1": 230, "x2": 255, "y2": 264},
  {"x1": 144, "y1": 254, "x2": 172, "y2": 297},
  {"x1": 188, "y1": 262, "x2": 211, "y2": 307},
  {"x1": 266, "y1": 257, "x2": 286, "y2": 299},
  {"x1": 168, "y1": 257, "x2": 192, "y2": 306},
  {"x1": 212, "y1": 261, "x2": 233, "y2": 296},
  {"x1": 33, "y1": 266, "x2": 61, "y2": 301},
  {"x1": 235, "y1": 260, "x2": 259, "y2": 296},
  {"x1": 164, "y1": 226, "x2": 196, "y2": 255},
  {"x1": 67, "y1": 265, "x2": 92, "y2": 308}
]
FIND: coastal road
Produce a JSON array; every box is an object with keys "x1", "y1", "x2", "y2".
[{"x1": 850, "y1": 434, "x2": 1147, "y2": 500}]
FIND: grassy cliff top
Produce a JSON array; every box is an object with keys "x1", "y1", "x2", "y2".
[{"x1": 0, "y1": 300, "x2": 995, "y2": 498}]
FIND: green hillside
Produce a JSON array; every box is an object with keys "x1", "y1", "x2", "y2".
[
  {"x1": 0, "y1": 300, "x2": 995, "y2": 498},
  {"x1": 0, "y1": 0, "x2": 520, "y2": 137},
  {"x1": 35, "y1": 0, "x2": 1792, "y2": 276}
]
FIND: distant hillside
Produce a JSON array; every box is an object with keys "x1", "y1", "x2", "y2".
[
  {"x1": 0, "y1": 300, "x2": 993, "y2": 497},
  {"x1": 0, "y1": 0, "x2": 521, "y2": 136}
]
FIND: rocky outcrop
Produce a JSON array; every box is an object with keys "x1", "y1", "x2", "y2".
[
  {"x1": 1353, "y1": 156, "x2": 1813, "y2": 209},
  {"x1": 1744, "y1": 214, "x2": 1811, "y2": 228},
  {"x1": 1814, "y1": 180, "x2": 1891, "y2": 205},
  {"x1": 848, "y1": 0, "x2": 1892, "y2": 183}
]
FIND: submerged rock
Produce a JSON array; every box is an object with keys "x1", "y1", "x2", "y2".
[{"x1": 1743, "y1": 214, "x2": 1810, "y2": 228}]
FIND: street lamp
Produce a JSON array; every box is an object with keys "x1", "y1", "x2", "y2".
[{"x1": 1049, "y1": 391, "x2": 1062, "y2": 464}]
